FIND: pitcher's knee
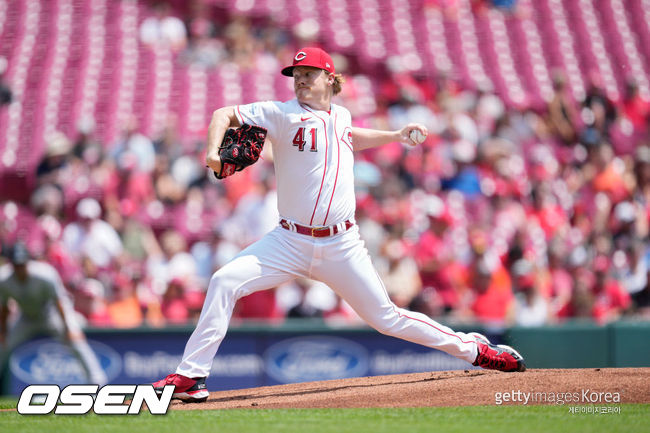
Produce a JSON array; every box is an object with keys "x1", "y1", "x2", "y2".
[
  {"x1": 371, "y1": 323, "x2": 395, "y2": 336},
  {"x1": 208, "y1": 271, "x2": 243, "y2": 300}
]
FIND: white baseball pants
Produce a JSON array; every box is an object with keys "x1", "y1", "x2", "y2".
[{"x1": 176, "y1": 224, "x2": 479, "y2": 378}]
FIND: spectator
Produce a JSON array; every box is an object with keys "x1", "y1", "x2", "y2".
[
  {"x1": 110, "y1": 117, "x2": 156, "y2": 174},
  {"x1": 622, "y1": 79, "x2": 650, "y2": 130},
  {"x1": 462, "y1": 230, "x2": 514, "y2": 328},
  {"x1": 581, "y1": 145, "x2": 629, "y2": 214},
  {"x1": 616, "y1": 239, "x2": 648, "y2": 303},
  {"x1": 633, "y1": 146, "x2": 650, "y2": 203},
  {"x1": 440, "y1": 127, "x2": 481, "y2": 198},
  {"x1": 286, "y1": 279, "x2": 326, "y2": 319},
  {"x1": 0, "y1": 56, "x2": 12, "y2": 107},
  {"x1": 631, "y1": 246, "x2": 650, "y2": 315},
  {"x1": 508, "y1": 260, "x2": 549, "y2": 327},
  {"x1": 612, "y1": 200, "x2": 647, "y2": 247},
  {"x1": 546, "y1": 71, "x2": 579, "y2": 145},
  {"x1": 377, "y1": 238, "x2": 422, "y2": 308},
  {"x1": 139, "y1": 2, "x2": 187, "y2": 52},
  {"x1": 182, "y1": 3, "x2": 225, "y2": 68},
  {"x1": 103, "y1": 151, "x2": 155, "y2": 219},
  {"x1": 323, "y1": 295, "x2": 363, "y2": 324},
  {"x1": 38, "y1": 214, "x2": 83, "y2": 288},
  {"x1": 526, "y1": 181, "x2": 569, "y2": 241},
  {"x1": 473, "y1": 84, "x2": 505, "y2": 140},
  {"x1": 590, "y1": 256, "x2": 631, "y2": 324},
  {"x1": 146, "y1": 229, "x2": 198, "y2": 295},
  {"x1": 233, "y1": 288, "x2": 283, "y2": 322},
  {"x1": 30, "y1": 184, "x2": 65, "y2": 219},
  {"x1": 546, "y1": 238, "x2": 573, "y2": 318},
  {"x1": 105, "y1": 272, "x2": 144, "y2": 328},
  {"x1": 62, "y1": 198, "x2": 124, "y2": 270},
  {"x1": 414, "y1": 196, "x2": 460, "y2": 314},
  {"x1": 581, "y1": 72, "x2": 617, "y2": 140},
  {"x1": 557, "y1": 266, "x2": 595, "y2": 320},
  {"x1": 74, "y1": 278, "x2": 112, "y2": 327},
  {"x1": 72, "y1": 117, "x2": 104, "y2": 167},
  {"x1": 159, "y1": 277, "x2": 191, "y2": 325},
  {"x1": 36, "y1": 132, "x2": 73, "y2": 186},
  {"x1": 221, "y1": 173, "x2": 279, "y2": 247}
]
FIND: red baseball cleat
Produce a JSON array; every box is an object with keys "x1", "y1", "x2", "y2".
[
  {"x1": 153, "y1": 374, "x2": 209, "y2": 403},
  {"x1": 470, "y1": 333, "x2": 526, "y2": 372}
]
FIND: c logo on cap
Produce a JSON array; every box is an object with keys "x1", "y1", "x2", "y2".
[{"x1": 294, "y1": 51, "x2": 307, "y2": 62}]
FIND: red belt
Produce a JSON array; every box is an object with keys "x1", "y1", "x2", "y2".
[{"x1": 279, "y1": 219, "x2": 354, "y2": 238}]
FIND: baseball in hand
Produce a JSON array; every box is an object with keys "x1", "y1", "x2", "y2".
[{"x1": 409, "y1": 129, "x2": 426, "y2": 145}]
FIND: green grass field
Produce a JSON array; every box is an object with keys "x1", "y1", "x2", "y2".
[{"x1": 0, "y1": 398, "x2": 648, "y2": 433}]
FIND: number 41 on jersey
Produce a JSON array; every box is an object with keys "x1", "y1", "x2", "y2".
[{"x1": 293, "y1": 127, "x2": 318, "y2": 152}]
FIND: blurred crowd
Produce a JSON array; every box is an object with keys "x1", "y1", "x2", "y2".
[{"x1": 1, "y1": 1, "x2": 650, "y2": 331}]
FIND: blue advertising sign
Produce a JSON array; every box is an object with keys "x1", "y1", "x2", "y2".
[
  {"x1": 264, "y1": 336, "x2": 369, "y2": 383},
  {"x1": 5, "y1": 328, "x2": 479, "y2": 395},
  {"x1": 9, "y1": 339, "x2": 122, "y2": 385}
]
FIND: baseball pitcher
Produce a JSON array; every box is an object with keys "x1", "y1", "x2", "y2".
[{"x1": 154, "y1": 47, "x2": 525, "y2": 402}]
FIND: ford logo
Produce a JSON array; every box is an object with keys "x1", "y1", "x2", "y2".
[
  {"x1": 9, "y1": 338, "x2": 122, "y2": 385},
  {"x1": 264, "y1": 336, "x2": 369, "y2": 383}
]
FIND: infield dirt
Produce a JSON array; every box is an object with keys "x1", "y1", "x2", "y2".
[{"x1": 170, "y1": 368, "x2": 650, "y2": 409}]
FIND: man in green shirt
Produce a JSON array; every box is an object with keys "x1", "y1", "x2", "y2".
[{"x1": 0, "y1": 242, "x2": 107, "y2": 386}]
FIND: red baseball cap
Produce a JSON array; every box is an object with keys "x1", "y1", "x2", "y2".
[{"x1": 281, "y1": 47, "x2": 335, "y2": 77}]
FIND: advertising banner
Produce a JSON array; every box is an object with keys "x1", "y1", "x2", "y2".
[{"x1": 5, "y1": 327, "x2": 480, "y2": 395}]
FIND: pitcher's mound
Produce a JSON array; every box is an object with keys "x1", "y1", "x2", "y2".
[{"x1": 171, "y1": 367, "x2": 650, "y2": 409}]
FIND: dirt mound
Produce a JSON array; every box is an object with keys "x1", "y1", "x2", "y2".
[{"x1": 171, "y1": 368, "x2": 650, "y2": 409}]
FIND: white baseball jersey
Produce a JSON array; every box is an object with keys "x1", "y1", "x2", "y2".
[{"x1": 234, "y1": 99, "x2": 355, "y2": 227}]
